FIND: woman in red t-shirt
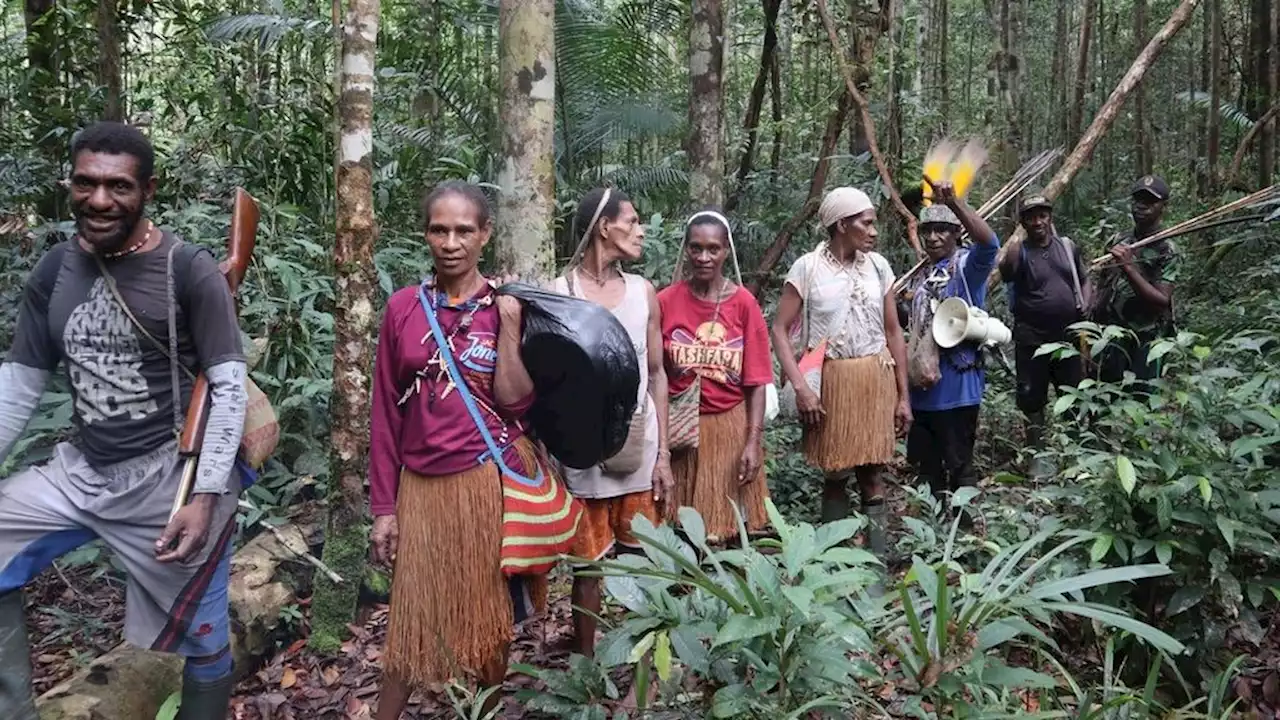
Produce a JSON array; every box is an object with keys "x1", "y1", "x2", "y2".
[{"x1": 658, "y1": 210, "x2": 772, "y2": 539}]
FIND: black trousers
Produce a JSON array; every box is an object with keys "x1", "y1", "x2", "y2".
[
  {"x1": 1015, "y1": 339, "x2": 1085, "y2": 416},
  {"x1": 1096, "y1": 332, "x2": 1162, "y2": 385},
  {"x1": 907, "y1": 405, "x2": 981, "y2": 497}
]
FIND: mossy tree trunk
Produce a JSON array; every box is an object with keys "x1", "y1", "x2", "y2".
[
  {"x1": 494, "y1": 0, "x2": 556, "y2": 282},
  {"x1": 310, "y1": 0, "x2": 379, "y2": 653}
]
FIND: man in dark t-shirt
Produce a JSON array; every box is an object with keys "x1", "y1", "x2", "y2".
[
  {"x1": 0, "y1": 122, "x2": 247, "y2": 720},
  {"x1": 1000, "y1": 193, "x2": 1090, "y2": 477},
  {"x1": 1089, "y1": 175, "x2": 1178, "y2": 386}
]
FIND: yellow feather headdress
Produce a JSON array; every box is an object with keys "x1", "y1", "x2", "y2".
[{"x1": 921, "y1": 138, "x2": 988, "y2": 205}]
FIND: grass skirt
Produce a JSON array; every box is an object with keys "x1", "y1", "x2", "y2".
[
  {"x1": 384, "y1": 439, "x2": 548, "y2": 687},
  {"x1": 803, "y1": 351, "x2": 897, "y2": 473},
  {"x1": 672, "y1": 401, "x2": 769, "y2": 539}
]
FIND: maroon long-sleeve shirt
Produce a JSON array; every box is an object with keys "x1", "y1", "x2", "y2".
[{"x1": 368, "y1": 282, "x2": 534, "y2": 516}]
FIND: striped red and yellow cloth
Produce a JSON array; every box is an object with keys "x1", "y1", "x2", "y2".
[{"x1": 498, "y1": 452, "x2": 583, "y2": 576}]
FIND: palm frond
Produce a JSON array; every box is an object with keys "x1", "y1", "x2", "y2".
[
  {"x1": 1174, "y1": 91, "x2": 1257, "y2": 133},
  {"x1": 591, "y1": 165, "x2": 689, "y2": 196},
  {"x1": 206, "y1": 13, "x2": 330, "y2": 50}
]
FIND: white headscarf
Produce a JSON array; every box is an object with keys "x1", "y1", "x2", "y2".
[{"x1": 817, "y1": 187, "x2": 874, "y2": 230}]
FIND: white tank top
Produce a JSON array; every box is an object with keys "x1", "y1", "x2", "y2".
[{"x1": 550, "y1": 269, "x2": 657, "y2": 498}]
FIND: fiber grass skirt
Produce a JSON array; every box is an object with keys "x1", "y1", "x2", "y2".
[
  {"x1": 672, "y1": 401, "x2": 769, "y2": 539},
  {"x1": 803, "y1": 351, "x2": 897, "y2": 473},
  {"x1": 384, "y1": 440, "x2": 548, "y2": 687}
]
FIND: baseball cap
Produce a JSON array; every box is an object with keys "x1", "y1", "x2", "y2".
[
  {"x1": 1131, "y1": 174, "x2": 1170, "y2": 201},
  {"x1": 920, "y1": 203, "x2": 961, "y2": 227},
  {"x1": 1018, "y1": 192, "x2": 1053, "y2": 215}
]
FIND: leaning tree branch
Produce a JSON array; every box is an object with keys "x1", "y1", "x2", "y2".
[
  {"x1": 986, "y1": 0, "x2": 1202, "y2": 290},
  {"x1": 1227, "y1": 102, "x2": 1280, "y2": 191},
  {"x1": 748, "y1": 91, "x2": 853, "y2": 296},
  {"x1": 815, "y1": 0, "x2": 922, "y2": 259}
]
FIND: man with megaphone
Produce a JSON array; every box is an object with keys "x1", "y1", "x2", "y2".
[{"x1": 901, "y1": 175, "x2": 1000, "y2": 510}]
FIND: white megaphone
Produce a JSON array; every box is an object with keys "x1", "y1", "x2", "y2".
[{"x1": 932, "y1": 297, "x2": 1012, "y2": 348}]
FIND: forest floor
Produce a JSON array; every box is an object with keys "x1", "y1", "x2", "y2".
[{"x1": 21, "y1": 483, "x2": 1280, "y2": 719}]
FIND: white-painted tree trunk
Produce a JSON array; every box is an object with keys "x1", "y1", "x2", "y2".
[
  {"x1": 311, "y1": 0, "x2": 379, "y2": 651},
  {"x1": 495, "y1": 0, "x2": 556, "y2": 282}
]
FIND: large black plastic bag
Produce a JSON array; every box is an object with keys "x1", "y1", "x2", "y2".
[{"x1": 495, "y1": 282, "x2": 640, "y2": 469}]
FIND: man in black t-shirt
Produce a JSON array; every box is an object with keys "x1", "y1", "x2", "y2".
[
  {"x1": 1000, "y1": 193, "x2": 1090, "y2": 477},
  {"x1": 0, "y1": 122, "x2": 246, "y2": 720}
]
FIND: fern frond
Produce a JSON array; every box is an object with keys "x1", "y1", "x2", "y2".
[{"x1": 1174, "y1": 91, "x2": 1257, "y2": 132}]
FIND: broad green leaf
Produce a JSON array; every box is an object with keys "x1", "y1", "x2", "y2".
[
  {"x1": 819, "y1": 547, "x2": 881, "y2": 567},
  {"x1": 628, "y1": 631, "x2": 656, "y2": 664},
  {"x1": 950, "y1": 486, "x2": 981, "y2": 508},
  {"x1": 156, "y1": 692, "x2": 181, "y2": 720},
  {"x1": 1029, "y1": 564, "x2": 1171, "y2": 600},
  {"x1": 1045, "y1": 601, "x2": 1186, "y2": 654},
  {"x1": 1198, "y1": 477, "x2": 1213, "y2": 506},
  {"x1": 1216, "y1": 514, "x2": 1237, "y2": 551},
  {"x1": 1053, "y1": 394, "x2": 1077, "y2": 415},
  {"x1": 1090, "y1": 535, "x2": 1113, "y2": 563},
  {"x1": 781, "y1": 585, "x2": 814, "y2": 614},
  {"x1": 712, "y1": 684, "x2": 752, "y2": 718},
  {"x1": 1165, "y1": 585, "x2": 1206, "y2": 617},
  {"x1": 1156, "y1": 541, "x2": 1173, "y2": 565},
  {"x1": 1131, "y1": 539, "x2": 1155, "y2": 559},
  {"x1": 678, "y1": 507, "x2": 707, "y2": 549},
  {"x1": 653, "y1": 631, "x2": 672, "y2": 682},
  {"x1": 981, "y1": 662, "x2": 1058, "y2": 689},
  {"x1": 1116, "y1": 456, "x2": 1137, "y2": 495},
  {"x1": 712, "y1": 615, "x2": 780, "y2": 648},
  {"x1": 668, "y1": 625, "x2": 708, "y2": 673}
]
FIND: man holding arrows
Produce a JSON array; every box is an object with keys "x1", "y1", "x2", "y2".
[{"x1": 0, "y1": 121, "x2": 248, "y2": 720}]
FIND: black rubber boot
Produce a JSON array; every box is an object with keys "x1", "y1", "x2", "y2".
[
  {"x1": 820, "y1": 474, "x2": 851, "y2": 523},
  {"x1": 0, "y1": 591, "x2": 36, "y2": 720},
  {"x1": 176, "y1": 673, "x2": 235, "y2": 720}
]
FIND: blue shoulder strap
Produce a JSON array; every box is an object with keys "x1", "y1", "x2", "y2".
[{"x1": 416, "y1": 283, "x2": 540, "y2": 485}]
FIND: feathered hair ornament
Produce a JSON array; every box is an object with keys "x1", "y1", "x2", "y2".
[{"x1": 921, "y1": 138, "x2": 988, "y2": 205}]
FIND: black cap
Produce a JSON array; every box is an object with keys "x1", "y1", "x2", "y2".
[
  {"x1": 1131, "y1": 174, "x2": 1170, "y2": 201},
  {"x1": 1018, "y1": 192, "x2": 1053, "y2": 215}
]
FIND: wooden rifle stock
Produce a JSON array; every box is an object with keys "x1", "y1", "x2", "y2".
[{"x1": 170, "y1": 189, "x2": 260, "y2": 520}]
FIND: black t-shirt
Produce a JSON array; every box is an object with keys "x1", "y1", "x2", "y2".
[
  {"x1": 6, "y1": 232, "x2": 244, "y2": 467},
  {"x1": 1005, "y1": 237, "x2": 1086, "y2": 344}
]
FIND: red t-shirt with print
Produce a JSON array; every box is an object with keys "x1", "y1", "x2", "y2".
[{"x1": 658, "y1": 281, "x2": 773, "y2": 415}]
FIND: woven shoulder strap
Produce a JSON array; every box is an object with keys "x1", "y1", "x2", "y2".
[{"x1": 416, "y1": 284, "x2": 541, "y2": 485}]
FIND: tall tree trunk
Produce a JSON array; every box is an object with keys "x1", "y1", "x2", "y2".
[
  {"x1": 748, "y1": 91, "x2": 852, "y2": 296},
  {"x1": 769, "y1": 52, "x2": 784, "y2": 174},
  {"x1": 25, "y1": 0, "x2": 60, "y2": 218},
  {"x1": 727, "y1": 0, "x2": 781, "y2": 212},
  {"x1": 495, "y1": 0, "x2": 556, "y2": 280},
  {"x1": 311, "y1": 0, "x2": 380, "y2": 653},
  {"x1": 689, "y1": 0, "x2": 725, "y2": 206},
  {"x1": 887, "y1": 0, "x2": 904, "y2": 176},
  {"x1": 1207, "y1": 0, "x2": 1222, "y2": 194},
  {"x1": 1051, "y1": 0, "x2": 1068, "y2": 145},
  {"x1": 1133, "y1": 0, "x2": 1151, "y2": 175},
  {"x1": 97, "y1": 0, "x2": 122, "y2": 121},
  {"x1": 846, "y1": 0, "x2": 890, "y2": 157},
  {"x1": 939, "y1": 0, "x2": 950, "y2": 130},
  {"x1": 989, "y1": 0, "x2": 1202, "y2": 287},
  {"x1": 1197, "y1": 2, "x2": 1211, "y2": 196},
  {"x1": 1068, "y1": 0, "x2": 1095, "y2": 144},
  {"x1": 1261, "y1": 0, "x2": 1277, "y2": 184}
]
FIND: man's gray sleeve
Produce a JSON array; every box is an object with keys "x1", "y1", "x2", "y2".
[
  {"x1": 193, "y1": 360, "x2": 248, "y2": 495},
  {"x1": 0, "y1": 363, "x2": 51, "y2": 464}
]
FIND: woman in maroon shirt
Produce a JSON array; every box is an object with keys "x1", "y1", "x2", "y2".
[{"x1": 368, "y1": 181, "x2": 541, "y2": 718}]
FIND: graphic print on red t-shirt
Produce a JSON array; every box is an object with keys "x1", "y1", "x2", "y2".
[{"x1": 668, "y1": 322, "x2": 745, "y2": 385}]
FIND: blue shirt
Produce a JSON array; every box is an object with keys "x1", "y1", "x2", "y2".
[{"x1": 909, "y1": 236, "x2": 1001, "y2": 412}]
